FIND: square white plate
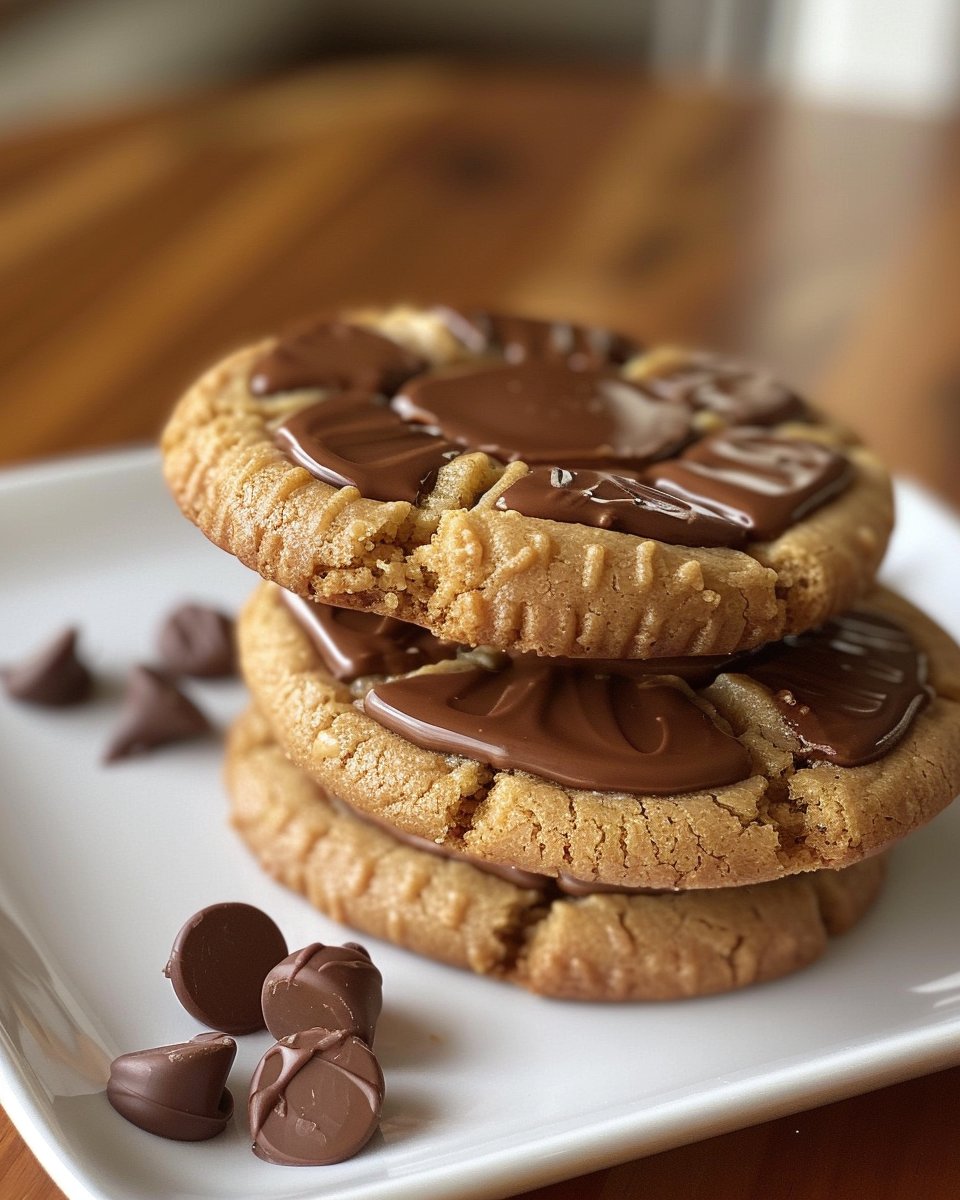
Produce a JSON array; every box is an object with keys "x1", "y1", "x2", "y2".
[{"x1": 2, "y1": 449, "x2": 960, "y2": 1200}]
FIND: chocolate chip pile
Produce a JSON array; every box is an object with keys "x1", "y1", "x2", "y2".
[
  {"x1": 0, "y1": 602, "x2": 234, "y2": 759},
  {"x1": 107, "y1": 902, "x2": 385, "y2": 1166}
]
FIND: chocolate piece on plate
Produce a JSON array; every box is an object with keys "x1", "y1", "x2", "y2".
[
  {"x1": 107, "y1": 1032, "x2": 235, "y2": 1141},
  {"x1": 164, "y1": 902, "x2": 288, "y2": 1034},
  {"x1": 1, "y1": 627, "x2": 92, "y2": 706},
  {"x1": 249, "y1": 1029, "x2": 384, "y2": 1166},
  {"x1": 157, "y1": 603, "x2": 235, "y2": 678},
  {"x1": 262, "y1": 942, "x2": 383, "y2": 1044},
  {"x1": 103, "y1": 665, "x2": 211, "y2": 761}
]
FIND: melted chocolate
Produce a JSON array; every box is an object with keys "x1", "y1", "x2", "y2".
[
  {"x1": 274, "y1": 391, "x2": 460, "y2": 503},
  {"x1": 637, "y1": 351, "x2": 806, "y2": 425},
  {"x1": 495, "y1": 466, "x2": 749, "y2": 547},
  {"x1": 436, "y1": 308, "x2": 638, "y2": 368},
  {"x1": 261, "y1": 312, "x2": 851, "y2": 546},
  {"x1": 648, "y1": 428, "x2": 852, "y2": 540},
  {"x1": 363, "y1": 662, "x2": 752, "y2": 795},
  {"x1": 250, "y1": 320, "x2": 424, "y2": 396},
  {"x1": 739, "y1": 611, "x2": 931, "y2": 766},
  {"x1": 248, "y1": 1030, "x2": 384, "y2": 1166},
  {"x1": 280, "y1": 591, "x2": 456, "y2": 680},
  {"x1": 392, "y1": 361, "x2": 692, "y2": 470}
]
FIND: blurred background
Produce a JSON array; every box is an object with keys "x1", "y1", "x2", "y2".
[
  {"x1": 4, "y1": 0, "x2": 960, "y2": 125},
  {"x1": 1, "y1": 0, "x2": 959, "y2": 493}
]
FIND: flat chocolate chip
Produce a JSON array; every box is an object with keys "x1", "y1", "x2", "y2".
[
  {"x1": 103, "y1": 665, "x2": 211, "y2": 762},
  {"x1": 107, "y1": 1032, "x2": 235, "y2": 1141},
  {"x1": 164, "y1": 902, "x2": 288, "y2": 1035},
  {"x1": 262, "y1": 943, "x2": 383, "y2": 1044},
  {"x1": 249, "y1": 1029, "x2": 384, "y2": 1166},
  {"x1": 156, "y1": 603, "x2": 235, "y2": 678},
  {"x1": 1, "y1": 627, "x2": 92, "y2": 706},
  {"x1": 250, "y1": 320, "x2": 425, "y2": 397}
]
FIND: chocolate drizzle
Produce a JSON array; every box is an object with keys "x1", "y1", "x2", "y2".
[
  {"x1": 495, "y1": 466, "x2": 749, "y2": 547},
  {"x1": 275, "y1": 392, "x2": 460, "y2": 503},
  {"x1": 436, "y1": 308, "x2": 638, "y2": 368},
  {"x1": 259, "y1": 313, "x2": 853, "y2": 545},
  {"x1": 363, "y1": 663, "x2": 752, "y2": 795},
  {"x1": 248, "y1": 1030, "x2": 384, "y2": 1166},
  {"x1": 250, "y1": 320, "x2": 424, "y2": 396},
  {"x1": 649, "y1": 428, "x2": 853, "y2": 540},
  {"x1": 636, "y1": 351, "x2": 807, "y2": 425},
  {"x1": 392, "y1": 362, "x2": 692, "y2": 470},
  {"x1": 280, "y1": 591, "x2": 456, "y2": 680},
  {"x1": 276, "y1": 570, "x2": 931, "y2": 781},
  {"x1": 739, "y1": 611, "x2": 931, "y2": 766}
]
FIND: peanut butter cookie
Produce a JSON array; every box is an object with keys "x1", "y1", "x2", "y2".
[
  {"x1": 227, "y1": 706, "x2": 886, "y2": 1001},
  {"x1": 162, "y1": 306, "x2": 893, "y2": 659},
  {"x1": 237, "y1": 581, "x2": 960, "y2": 890}
]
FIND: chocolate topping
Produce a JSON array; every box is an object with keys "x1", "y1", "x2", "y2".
[
  {"x1": 739, "y1": 611, "x2": 931, "y2": 766},
  {"x1": 164, "y1": 903, "x2": 288, "y2": 1035},
  {"x1": 275, "y1": 392, "x2": 460, "y2": 503},
  {"x1": 393, "y1": 361, "x2": 692, "y2": 470},
  {"x1": 107, "y1": 1032, "x2": 236, "y2": 1142},
  {"x1": 262, "y1": 943, "x2": 383, "y2": 1044},
  {"x1": 637, "y1": 351, "x2": 806, "y2": 424},
  {"x1": 649, "y1": 428, "x2": 853, "y2": 540},
  {"x1": 1, "y1": 626, "x2": 93, "y2": 706},
  {"x1": 280, "y1": 591, "x2": 456, "y2": 681},
  {"x1": 248, "y1": 1029, "x2": 384, "y2": 1166},
  {"x1": 156, "y1": 604, "x2": 235, "y2": 678},
  {"x1": 364, "y1": 662, "x2": 752, "y2": 795},
  {"x1": 260, "y1": 312, "x2": 850, "y2": 546},
  {"x1": 495, "y1": 466, "x2": 749, "y2": 547},
  {"x1": 436, "y1": 308, "x2": 638, "y2": 368},
  {"x1": 250, "y1": 320, "x2": 424, "y2": 397},
  {"x1": 103, "y1": 665, "x2": 211, "y2": 762}
]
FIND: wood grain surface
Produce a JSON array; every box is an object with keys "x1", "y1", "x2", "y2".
[{"x1": 2, "y1": 58, "x2": 960, "y2": 1200}]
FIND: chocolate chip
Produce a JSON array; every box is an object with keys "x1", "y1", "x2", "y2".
[
  {"x1": 102, "y1": 665, "x2": 211, "y2": 762},
  {"x1": 249, "y1": 1029, "x2": 384, "y2": 1166},
  {"x1": 164, "y1": 902, "x2": 288, "y2": 1035},
  {"x1": 1, "y1": 627, "x2": 92, "y2": 706},
  {"x1": 107, "y1": 1032, "x2": 235, "y2": 1141},
  {"x1": 156, "y1": 604, "x2": 236, "y2": 678},
  {"x1": 262, "y1": 942, "x2": 383, "y2": 1044}
]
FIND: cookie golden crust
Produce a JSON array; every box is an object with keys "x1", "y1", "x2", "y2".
[
  {"x1": 227, "y1": 706, "x2": 886, "y2": 1001},
  {"x1": 161, "y1": 307, "x2": 893, "y2": 659},
  {"x1": 237, "y1": 581, "x2": 960, "y2": 891}
]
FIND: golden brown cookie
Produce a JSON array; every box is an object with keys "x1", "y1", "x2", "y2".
[
  {"x1": 237, "y1": 580, "x2": 960, "y2": 891},
  {"x1": 162, "y1": 306, "x2": 893, "y2": 659},
  {"x1": 226, "y1": 706, "x2": 886, "y2": 1001}
]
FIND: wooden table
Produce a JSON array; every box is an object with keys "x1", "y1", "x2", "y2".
[{"x1": 3, "y1": 58, "x2": 960, "y2": 1199}]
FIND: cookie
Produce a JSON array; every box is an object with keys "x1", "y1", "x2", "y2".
[
  {"x1": 162, "y1": 306, "x2": 893, "y2": 659},
  {"x1": 237, "y1": 580, "x2": 960, "y2": 891},
  {"x1": 226, "y1": 706, "x2": 886, "y2": 1001}
]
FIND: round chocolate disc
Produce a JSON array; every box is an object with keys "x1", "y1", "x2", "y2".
[{"x1": 164, "y1": 903, "x2": 288, "y2": 1035}]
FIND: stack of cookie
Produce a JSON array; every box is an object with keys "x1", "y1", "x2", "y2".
[{"x1": 162, "y1": 306, "x2": 960, "y2": 1002}]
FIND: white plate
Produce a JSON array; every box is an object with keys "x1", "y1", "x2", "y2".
[{"x1": 2, "y1": 449, "x2": 960, "y2": 1200}]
